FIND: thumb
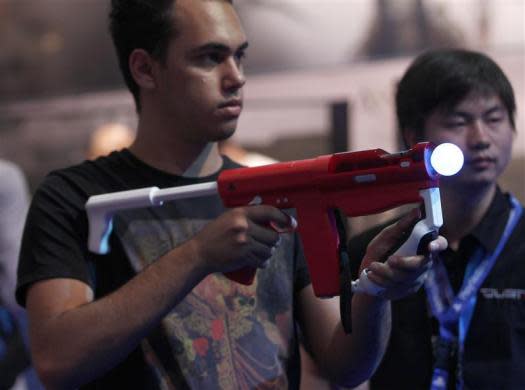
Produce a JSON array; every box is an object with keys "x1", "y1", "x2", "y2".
[{"x1": 246, "y1": 206, "x2": 297, "y2": 232}]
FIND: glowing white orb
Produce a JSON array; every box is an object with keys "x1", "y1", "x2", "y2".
[{"x1": 430, "y1": 143, "x2": 464, "y2": 176}]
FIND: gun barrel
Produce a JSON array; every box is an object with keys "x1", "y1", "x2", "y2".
[
  {"x1": 153, "y1": 182, "x2": 218, "y2": 203},
  {"x1": 218, "y1": 142, "x2": 438, "y2": 212}
]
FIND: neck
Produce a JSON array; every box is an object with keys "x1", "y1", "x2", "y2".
[
  {"x1": 440, "y1": 182, "x2": 496, "y2": 250},
  {"x1": 129, "y1": 114, "x2": 223, "y2": 177}
]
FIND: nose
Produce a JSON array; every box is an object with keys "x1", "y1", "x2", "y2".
[
  {"x1": 222, "y1": 58, "x2": 246, "y2": 92},
  {"x1": 468, "y1": 119, "x2": 491, "y2": 150}
]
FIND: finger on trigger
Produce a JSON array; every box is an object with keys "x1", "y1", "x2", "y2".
[
  {"x1": 428, "y1": 236, "x2": 447, "y2": 252},
  {"x1": 270, "y1": 212, "x2": 297, "y2": 233}
]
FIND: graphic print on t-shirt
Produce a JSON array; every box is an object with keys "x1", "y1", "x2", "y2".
[{"x1": 113, "y1": 199, "x2": 296, "y2": 389}]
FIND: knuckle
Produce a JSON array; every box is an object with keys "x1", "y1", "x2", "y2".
[
  {"x1": 234, "y1": 232, "x2": 249, "y2": 245},
  {"x1": 230, "y1": 213, "x2": 249, "y2": 232}
]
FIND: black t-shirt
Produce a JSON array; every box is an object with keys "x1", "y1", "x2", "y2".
[
  {"x1": 17, "y1": 150, "x2": 310, "y2": 389},
  {"x1": 348, "y1": 188, "x2": 525, "y2": 390}
]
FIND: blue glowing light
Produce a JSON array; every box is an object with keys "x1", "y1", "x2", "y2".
[{"x1": 430, "y1": 143, "x2": 464, "y2": 176}]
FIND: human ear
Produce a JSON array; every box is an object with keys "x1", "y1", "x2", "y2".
[{"x1": 129, "y1": 48, "x2": 157, "y2": 90}]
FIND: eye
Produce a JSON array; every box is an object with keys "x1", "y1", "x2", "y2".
[
  {"x1": 486, "y1": 115, "x2": 504, "y2": 124},
  {"x1": 444, "y1": 120, "x2": 467, "y2": 129},
  {"x1": 234, "y1": 50, "x2": 246, "y2": 65},
  {"x1": 197, "y1": 51, "x2": 226, "y2": 67}
]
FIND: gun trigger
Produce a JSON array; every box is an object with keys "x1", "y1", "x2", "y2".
[
  {"x1": 416, "y1": 230, "x2": 439, "y2": 255},
  {"x1": 269, "y1": 213, "x2": 297, "y2": 233}
]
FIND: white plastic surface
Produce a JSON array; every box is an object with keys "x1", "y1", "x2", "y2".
[
  {"x1": 86, "y1": 182, "x2": 218, "y2": 254},
  {"x1": 351, "y1": 187, "x2": 443, "y2": 296}
]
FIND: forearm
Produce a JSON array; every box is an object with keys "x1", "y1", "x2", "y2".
[
  {"x1": 29, "y1": 240, "x2": 207, "y2": 389},
  {"x1": 299, "y1": 285, "x2": 392, "y2": 387},
  {"x1": 323, "y1": 294, "x2": 391, "y2": 386}
]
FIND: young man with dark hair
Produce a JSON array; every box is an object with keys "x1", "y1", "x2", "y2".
[
  {"x1": 16, "y1": 1, "x2": 445, "y2": 388},
  {"x1": 349, "y1": 48, "x2": 525, "y2": 389}
]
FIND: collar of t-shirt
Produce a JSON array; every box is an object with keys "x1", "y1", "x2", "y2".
[
  {"x1": 442, "y1": 186, "x2": 510, "y2": 293},
  {"x1": 117, "y1": 148, "x2": 241, "y2": 188}
]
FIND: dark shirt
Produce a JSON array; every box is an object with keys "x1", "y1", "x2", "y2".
[
  {"x1": 16, "y1": 150, "x2": 310, "y2": 389},
  {"x1": 348, "y1": 188, "x2": 525, "y2": 390}
]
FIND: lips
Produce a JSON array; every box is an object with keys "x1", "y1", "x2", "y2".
[
  {"x1": 467, "y1": 156, "x2": 496, "y2": 169},
  {"x1": 216, "y1": 100, "x2": 243, "y2": 118}
]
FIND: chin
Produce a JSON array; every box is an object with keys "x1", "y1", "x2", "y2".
[
  {"x1": 444, "y1": 173, "x2": 492, "y2": 188},
  {"x1": 213, "y1": 126, "x2": 237, "y2": 142},
  {"x1": 453, "y1": 178, "x2": 497, "y2": 192}
]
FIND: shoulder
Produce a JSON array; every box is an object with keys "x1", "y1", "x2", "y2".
[
  {"x1": 33, "y1": 163, "x2": 102, "y2": 209},
  {"x1": 27, "y1": 153, "x2": 136, "y2": 230},
  {"x1": 503, "y1": 192, "x2": 525, "y2": 241},
  {"x1": 508, "y1": 198, "x2": 525, "y2": 248},
  {"x1": 38, "y1": 151, "x2": 135, "y2": 198},
  {"x1": 0, "y1": 159, "x2": 25, "y2": 180},
  {"x1": 221, "y1": 155, "x2": 244, "y2": 170},
  {"x1": 0, "y1": 160, "x2": 29, "y2": 196},
  {"x1": 0, "y1": 160, "x2": 30, "y2": 215}
]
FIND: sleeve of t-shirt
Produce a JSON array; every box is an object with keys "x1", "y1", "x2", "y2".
[{"x1": 16, "y1": 173, "x2": 93, "y2": 307}]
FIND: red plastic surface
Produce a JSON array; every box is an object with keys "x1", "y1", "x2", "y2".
[{"x1": 217, "y1": 142, "x2": 439, "y2": 297}]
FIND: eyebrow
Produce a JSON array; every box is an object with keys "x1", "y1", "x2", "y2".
[
  {"x1": 449, "y1": 104, "x2": 505, "y2": 118},
  {"x1": 483, "y1": 105, "x2": 505, "y2": 115},
  {"x1": 190, "y1": 41, "x2": 249, "y2": 55}
]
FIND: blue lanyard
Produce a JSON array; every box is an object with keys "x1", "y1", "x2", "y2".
[{"x1": 427, "y1": 195, "x2": 523, "y2": 390}]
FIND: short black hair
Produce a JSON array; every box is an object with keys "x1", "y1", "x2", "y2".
[
  {"x1": 396, "y1": 48, "x2": 516, "y2": 144},
  {"x1": 109, "y1": 0, "x2": 234, "y2": 112},
  {"x1": 109, "y1": 0, "x2": 177, "y2": 111}
]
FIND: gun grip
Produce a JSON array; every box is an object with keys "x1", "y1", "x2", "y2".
[
  {"x1": 224, "y1": 267, "x2": 256, "y2": 285},
  {"x1": 296, "y1": 200, "x2": 340, "y2": 297},
  {"x1": 222, "y1": 217, "x2": 294, "y2": 286}
]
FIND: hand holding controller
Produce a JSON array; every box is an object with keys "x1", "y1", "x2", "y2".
[{"x1": 352, "y1": 187, "x2": 443, "y2": 296}]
